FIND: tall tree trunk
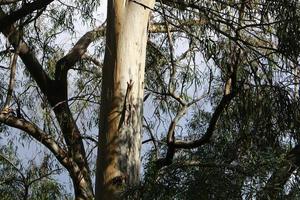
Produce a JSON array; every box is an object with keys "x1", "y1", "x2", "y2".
[{"x1": 95, "y1": 1, "x2": 155, "y2": 199}]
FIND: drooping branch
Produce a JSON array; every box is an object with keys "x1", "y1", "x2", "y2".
[
  {"x1": 0, "y1": 0, "x2": 54, "y2": 32},
  {"x1": 0, "y1": 112, "x2": 69, "y2": 169}
]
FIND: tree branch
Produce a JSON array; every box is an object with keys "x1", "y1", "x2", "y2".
[
  {"x1": 173, "y1": 93, "x2": 235, "y2": 149},
  {"x1": 0, "y1": 7, "x2": 95, "y2": 198},
  {"x1": 55, "y1": 25, "x2": 105, "y2": 81},
  {"x1": 0, "y1": 0, "x2": 54, "y2": 32},
  {"x1": 157, "y1": 42, "x2": 240, "y2": 168},
  {"x1": 0, "y1": 9, "x2": 52, "y2": 95},
  {"x1": 0, "y1": 112, "x2": 69, "y2": 169}
]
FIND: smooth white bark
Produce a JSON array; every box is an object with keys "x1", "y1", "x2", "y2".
[{"x1": 96, "y1": 1, "x2": 155, "y2": 199}]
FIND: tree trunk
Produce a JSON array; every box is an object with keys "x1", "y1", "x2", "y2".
[{"x1": 95, "y1": 1, "x2": 154, "y2": 199}]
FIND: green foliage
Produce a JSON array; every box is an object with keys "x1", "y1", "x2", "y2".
[
  {"x1": 140, "y1": 87, "x2": 300, "y2": 199},
  {"x1": 269, "y1": 0, "x2": 300, "y2": 60},
  {"x1": 0, "y1": 144, "x2": 71, "y2": 200},
  {"x1": 2, "y1": 0, "x2": 300, "y2": 198}
]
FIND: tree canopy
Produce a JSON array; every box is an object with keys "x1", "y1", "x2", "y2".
[{"x1": 1, "y1": 0, "x2": 300, "y2": 199}]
